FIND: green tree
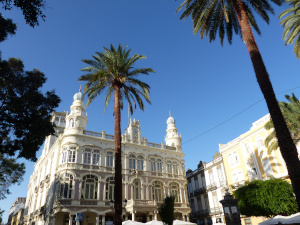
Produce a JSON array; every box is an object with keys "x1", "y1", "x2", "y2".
[
  {"x1": 0, "y1": 0, "x2": 46, "y2": 42},
  {"x1": 0, "y1": 154, "x2": 25, "y2": 200},
  {"x1": 78, "y1": 44, "x2": 154, "y2": 225},
  {"x1": 177, "y1": 0, "x2": 300, "y2": 209},
  {"x1": 265, "y1": 93, "x2": 300, "y2": 153},
  {"x1": 233, "y1": 179, "x2": 298, "y2": 217},
  {"x1": 0, "y1": 57, "x2": 61, "y2": 161},
  {"x1": 279, "y1": 0, "x2": 300, "y2": 59},
  {"x1": 159, "y1": 196, "x2": 175, "y2": 225}
]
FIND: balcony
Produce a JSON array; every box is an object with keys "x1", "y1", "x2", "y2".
[
  {"x1": 55, "y1": 199, "x2": 72, "y2": 205},
  {"x1": 206, "y1": 183, "x2": 217, "y2": 191},
  {"x1": 209, "y1": 207, "x2": 223, "y2": 215},
  {"x1": 80, "y1": 200, "x2": 97, "y2": 205},
  {"x1": 192, "y1": 209, "x2": 209, "y2": 218}
]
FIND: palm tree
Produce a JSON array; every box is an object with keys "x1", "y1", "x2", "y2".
[
  {"x1": 279, "y1": 0, "x2": 300, "y2": 59},
  {"x1": 78, "y1": 44, "x2": 155, "y2": 225},
  {"x1": 177, "y1": 0, "x2": 300, "y2": 209},
  {"x1": 265, "y1": 93, "x2": 300, "y2": 153}
]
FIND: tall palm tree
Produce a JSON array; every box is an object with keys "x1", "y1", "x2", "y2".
[
  {"x1": 279, "y1": 0, "x2": 300, "y2": 58},
  {"x1": 265, "y1": 93, "x2": 300, "y2": 153},
  {"x1": 177, "y1": 0, "x2": 300, "y2": 209},
  {"x1": 79, "y1": 44, "x2": 155, "y2": 225}
]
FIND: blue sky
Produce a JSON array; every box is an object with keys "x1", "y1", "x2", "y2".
[{"x1": 0, "y1": 0, "x2": 299, "y2": 222}]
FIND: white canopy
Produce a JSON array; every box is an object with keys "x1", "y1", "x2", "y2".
[
  {"x1": 122, "y1": 220, "x2": 144, "y2": 225},
  {"x1": 259, "y1": 213, "x2": 300, "y2": 225},
  {"x1": 172, "y1": 220, "x2": 197, "y2": 225},
  {"x1": 145, "y1": 220, "x2": 164, "y2": 225}
]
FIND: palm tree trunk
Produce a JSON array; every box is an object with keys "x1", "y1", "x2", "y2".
[
  {"x1": 232, "y1": 0, "x2": 300, "y2": 210},
  {"x1": 114, "y1": 86, "x2": 123, "y2": 225}
]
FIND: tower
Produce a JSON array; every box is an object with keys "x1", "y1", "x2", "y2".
[
  {"x1": 165, "y1": 112, "x2": 182, "y2": 151},
  {"x1": 64, "y1": 88, "x2": 88, "y2": 135}
]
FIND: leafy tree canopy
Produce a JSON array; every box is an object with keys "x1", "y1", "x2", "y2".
[
  {"x1": 0, "y1": 0, "x2": 46, "y2": 41},
  {"x1": 0, "y1": 154, "x2": 25, "y2": 200},
  {"x1": 279, "y1": 0, "x2": 300, "y2": 59},
  {"x1": 265, "y1": 93, "x2": 300, "y2": 153},
  {"x1": 233, "y1": 178, "x2": 298, "y2": 217},
  {"x1": 0, "y1": 57, "x2": 60, "y2": 161},
  {"x1": 159, "y1": 196, "x2": 175, "y2": 225}
]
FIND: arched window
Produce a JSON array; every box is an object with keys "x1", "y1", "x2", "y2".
[
  {"x1": 68, "y1": 146, "x2": 76, "y2": 163},
  {"x1": 83, "y1": 148, "x2": 91, "y2": 164},
  {"x1": 167, "y1": 161, "x2": 172, "y2": 174},
  {"x1": 132, "y1": 179, "x2": 141, "y2": 200},
  {"x1": 169, "y1": 182, "x2": 179, "y2": 202},
  {"x1": 106, "y1": 151, "x2": 113, "y2": 167},
  {"x1": 245, "y1": 143, "x2": 251, "y2": 154},
  {"x1": 129, "y1": 155, "x2": 136, "y2": 169},
  {"x1": 256, "y1": 136, "x2": 264, "y2": 149},
  {"x1": 69, "y1": 118, "x2": 75, "y2": 128},
  {"x1": 81, "y1": 175, "x2": 98, "y2": 200},
  {"x1": 92, "y1": 150, "x2": 100, "y2": 166},
  {"x1": 150, "y1": 158, "x2": 163, "y2": 172},
  {"x1": 59, "y1": 173, "x2": 74, "y2": 199},
  {"x1": 173, "y1": 162, "x2": 178, "y2": 175},
  {"x1": 152, "y1": 181, "x2": 163, "y2": 201},
  {"x1": 137, "y1": 156, "x2": 144, "y2": 170},
  {"x1": 105, "y1": 177, "x2": 115, "y2": 200}
]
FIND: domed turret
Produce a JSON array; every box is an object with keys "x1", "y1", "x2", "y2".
[
  {"x1": 165, "y1": 112, "x2": 182, "y2": 151},
  {"x1": 64, "y1": 87, "x2": 88, "y2": 135}
]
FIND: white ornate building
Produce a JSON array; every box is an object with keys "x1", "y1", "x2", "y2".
[
  {"x1": 23, "y1": 90, "x2": 191, "y2": 225},
  {"x1": 186, "y1": 153, "x2": 227, "y2": 225}
]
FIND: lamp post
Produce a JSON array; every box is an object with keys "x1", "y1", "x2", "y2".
[{"x1": 219, "y1": 190, "x2": 241, "y2": 225}]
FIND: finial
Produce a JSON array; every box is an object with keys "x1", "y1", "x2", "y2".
[
  {"x1": 79, "y1": 85, "x2": 81, "y2": 92},
  {"x1": 169, "y1": 110, "x2": 171, "y2": 117}
]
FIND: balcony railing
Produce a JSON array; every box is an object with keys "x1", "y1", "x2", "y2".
[
  {"x1": 209, "y1": 207, "x2": 223, "y2": 215},
  {"x1": 207, "y1": 183, "x2": 217, "y2": 191},
  {"x1": 80, "y1": 200, "x2": 97, "y2": 205}
]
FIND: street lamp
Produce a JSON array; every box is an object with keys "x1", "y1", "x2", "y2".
[
  {"x1": 109, "y1": 199, "x2": 128, "y2": 210},
  {"x1": 219, "y1": 189, "x2": 241, "y2": 225}
]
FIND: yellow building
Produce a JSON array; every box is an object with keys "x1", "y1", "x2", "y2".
[{"x1": 219, "y1": 114, "x2": 298, "y2": 225}]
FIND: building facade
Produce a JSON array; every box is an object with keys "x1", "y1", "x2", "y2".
[
  {"x1": 219, "y1": 114, "x2": 299, "y2": 225},
  {"x1": 8, "y1": 198, "x2": 26, "y2": 225},
  {"x1": 23, "y1": 90, "x2": 191, "y2": 225},
  {"x1": 186, "y1": 152, "x2": 227, "y2": 225}
]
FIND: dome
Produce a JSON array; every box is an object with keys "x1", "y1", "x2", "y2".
[
  {"x1": 73, "y1": 91, "x2": 83, "y2": 101},
  {"x1": 166, "y1": 116, "x2": 175, "y2": 125}
]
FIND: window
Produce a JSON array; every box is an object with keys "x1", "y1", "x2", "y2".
[
  {"x1": 212, "y1": 192, "x2": 218, "y2": 208},
  {"x1": 92, "y1": 153, "x2": 100, "y2": 165},
  {"x1": 150, "y1": 158, "x2": 156, "y2": 172},
  {"x1": 194, "y1": 176, "x2": 199, "y2": 189},
  {"x1": 59, "y1": 173, "x2": 73, "y2": 199},
  {"x1": 245, "y1": 143, "x2": 251, "y2": 154},
  {"x1": 228, "y1": 151, "x2": 239, "y2": 167},
  {"x1": 157, "y1": 159, "x2": 162, "y2": 172},
  {"x1": 173, "y1": 162, "x2": 178, "y2": 175},
  {"x1": 152, "y1": 181, "x2": 163, "y2": 201},
  {"x1": 167, "y1": 161, "x2": 172, "y2": 173},
  {"x1": 81, "y1": 175, "x2": 98, "y2": 200},
  {"x1": 217, "y1": 167, "x2": 224, "y2": 185},
  {"x1": 262, "y1": 158, "x2": 273, "y2": 176},
  {"x1": 169, "y1": 182, "x2": 179, "y2": 202},
  {"x1": 62, "y1": 151, "x2": 67, "y2": 164},
  {"x1": 105, "y1": 177, "x2": 115, "y2": 200},
  {"x1": 209, "y1": 170, "x2": 214, "y2": 185},
  {"x1": 137, "y1": 156, "x2": 144, "y2": 170},
  {"x1": 84, "y1": 150, "x2": 91, "y2": 164},
  {"x1": 133, "y1": 179, "x2": 141, "y2": 200},
  {"x1": 129, "y1": 155, "x2": 136, "y2": 169},
  {"x1": 68, "y1": 147, "x2": 76, "y2": 163},
  {"x1": 106, "y1": 152, "x2": 113, "y2": 167},
  {"x1": 256, "y1": 136, "x2": 264, "y2": 149},
  {"x1": 69, "y1": 118, "x2": 75, "y2": 128}
]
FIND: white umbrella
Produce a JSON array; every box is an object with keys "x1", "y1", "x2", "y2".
[
  {"x1": 145, "y1": 220, "x2": 164, "y2": 225},
  {"x1": 122, "y1": 220, "x2": 144, "y2": 225},
  {"x1": 173, "y1": 220, "x2": 197, "y2": 225},
  {"x1": 259, "y1": 213, "x2": 300, "y2": 225}
]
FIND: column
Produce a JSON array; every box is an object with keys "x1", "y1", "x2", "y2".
[
  {"x1": 96, "y1": 216, "x2": 99, "y2": 225},
  {"x1": 154, "y1": 211, "x2": 157, "y2": 220},
  {"x1": 125, "y1": 182, "x2": 128, "y2": 200},
  {"x1": 146, "y1": 185, "x2": 149, "y2": 200},
  {"x1": 52, "y1": 216, "x2": 56, "y2": 225},
  {"x1": 102, "y1": 216, "x2": 106, "y2": 225},
  {"x1": 69, "y1": 214, "x2": 73, "y2": 225},
  {"x1": 132, "y1": 212, "x2": 136, "y2": 221},
  {"x1": 146, "y1": 215, "x2": 150, "y2": 222},
  {"x1": 141, "y1": 185, "x2": 144, "y2": 199},
  {"x1": 187, "y1": 215, "x2": 190, "y2": 222}
]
